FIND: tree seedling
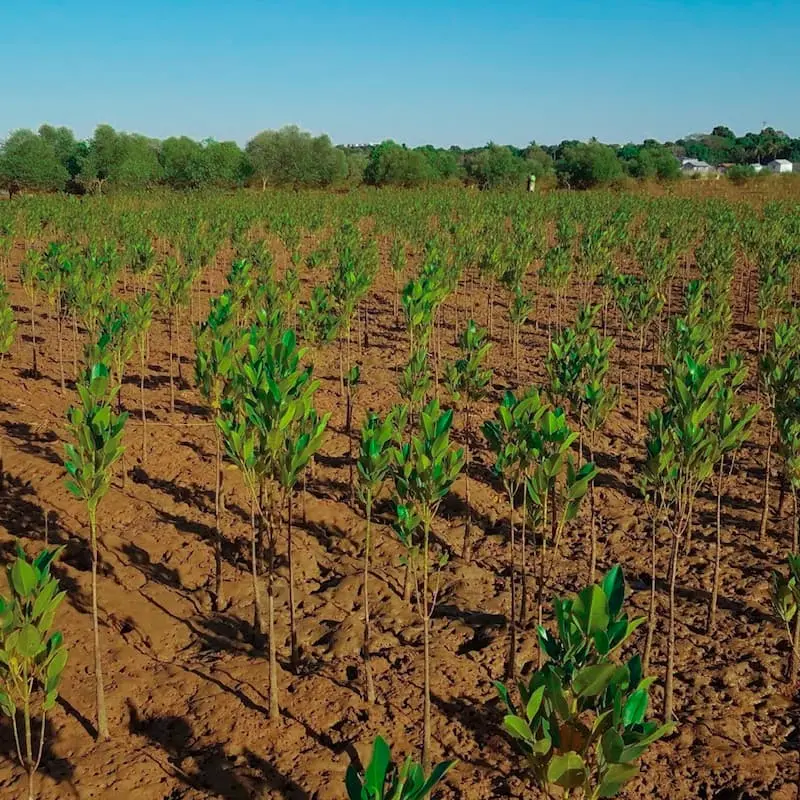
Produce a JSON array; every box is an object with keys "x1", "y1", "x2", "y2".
[
  {"x1": 483, "y1": 388, "x2": 547, "y2": 678},
  {"x1": 444, "y1": 319, "x2": 492, "y2": 562},
  {"x1": 393, "y1": 399, "x2": 464, "y2": 770},
  {"x1": 496, "y1": 566, "x2": 674, "y2": 799},
  {"x1": 706, "y1": 356, "x2": 758, "y2": 633},
  {"x1": 63, "y1": 360, "x2": 127, "y2": 739},
  {"x1": 356, "y1": 409, "x2": 399, "y2": 703},
  {"x1": 771, "y1": 553, "x2": 800, "y2": 685},
  {"x1": 195, "y1": 291, "x2": 237, "y2": 610},
  {"x1": 0, "y1": 278, "x2": 17, "y2": 369},
  {"x1": 346, "y1": 734, "x2": 455, "y2": 800},
  {"x1": 0, "y1": 546, "x2": 68, "y2": 800},
  {"x1": 131, "y1": 292, "x2": 154, "y2": 462},
  {"x1": 525, "y1": 407, "x2": 597, "y2": 639},
  {"x1": 156, "y1": 256, "x2": 191, "y2": 412},
  {"x1": 19, "y1": 249, "x2": 45, "y2": 376}
]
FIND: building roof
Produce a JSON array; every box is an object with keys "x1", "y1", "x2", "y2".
[
  {"x1": 681, "y1": 159, "x2": 712, "y2": 168},
  {"x1": 770, "y1": 159, "x2": 792, "y2": 165}
]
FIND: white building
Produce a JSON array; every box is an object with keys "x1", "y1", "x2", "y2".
[
  {"x1": 767, "y1": 159, "x2": 793, "y2": 174},
  {"x1": 680, "y1": 158, "x2": 715, "y2": 176},
  {"x1": 749, "y1": 163, "x2": 765, "y2": 173}
]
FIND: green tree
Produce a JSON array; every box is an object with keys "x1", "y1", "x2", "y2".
[
  {"x1": 557, "y1": 142, "x2": 624, "y2": 189},
  {"x1": 0, "y1": 130, "x2": 68, "y2": 195},
  {"x1": 79, "y1": 124, "x2": 124, "y2": 193},
  {"x1": 159, "y1": 136, "x2": 210, "y2": 189},
  {"x1": 246, "y1": 126, "x2": 344, "y2": 189},
  {"x1": 37, "y1": 124, "x2": 82, "y2": 178},
  {"x1": 626, "y1": 145, "x2": 680, "y2": 180},
  {"x1": 114, "y1": 134, "x2": 163, "y2": 188},
  {"x1": 364, "y1": 141, "x2": 434, "y2": 188},
  {"x1": 465, "y1": 143, "x2": 528, "y2": 189},
  {"x1": 203, "y1": 139, "x2": 249, "y2": 187}
]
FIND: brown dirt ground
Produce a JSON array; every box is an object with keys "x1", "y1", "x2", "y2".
[{"x1": 0, "y1": 235, "x2": 797, "y2": 800}]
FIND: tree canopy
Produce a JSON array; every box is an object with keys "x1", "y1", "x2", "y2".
[
  {"x1": 0, "y1": 121, "x2": 797, "y2": 195},
  {"x1": 246, "y1": 126, "x2": 345, "y2": 189},
  {"x1": 556, "y1": 142, "x2": 624, "y2": 189},
  {"x1": 0, "y1": 129, "x2": 69, "y2": 195}
]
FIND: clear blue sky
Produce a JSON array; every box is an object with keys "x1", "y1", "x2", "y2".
[{"x1": 1, "y1": 0, "x2": 798, "y2": 148}]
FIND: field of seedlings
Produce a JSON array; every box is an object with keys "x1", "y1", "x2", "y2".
[{"x1": 0, "y1": 187, "x2": 798, "y2": 799}]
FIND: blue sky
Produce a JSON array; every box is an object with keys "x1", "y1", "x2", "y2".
[{"x1": 1, "y1": 1, "x2": 798, "y2": 148}]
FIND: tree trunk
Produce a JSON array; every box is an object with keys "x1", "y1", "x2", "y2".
[
  {"x1": 213, "y1": 426, "x2": 225, "y2": 611},
  {"x1": 30, "y1": 302, "x2": 37, "y2": 377},
  {"x1": 422, "y1": 512, "x2": 432, "y2": 773},
  {"x1": 346, "y1": 382, "x2": 354, "y2": 507},
  {"x1": 684, "y1": 493, "x2": 695, "y2": 554},
  {"x1": 759, "y1": 413, "x2": 774, "y2": 541},
  {"x1": 790, "y1": 607, "x2": 800, "y2": 685},
  {"x1": 176, "y1": 312, "x2": 183, "y2": 382},
  {"x1": 520, "y1": 492, "x2": 529, "y2": 625},
  {"x1": 267, "y1": 524, "x2": 280, "y2": 719},
  {"x1": 250, "y1": 498, "x2": 264, "y2": 636},
  {"x1": 287, "y1": 491, "x2": 299, "y2": 672},
  {"x1": 636, "y1": 326, "x2": 644, "y2": 434},
  {"x1": 168, "y1": 312, "x2": 175, "y2": 413},
  {"x1": 363, "y1": 496, "x2": 376, "y2": 704},
  {"x1": 89, "y1": 510, "x2": 110, "y2": 740},
  {"x1": 505, "y1": 488, "x2": 517, "y2": 682},
  {"x1": 589, "y1": 479, "x2": 598, "y2": 583},
  {"x1": 72, "y1": 313, "x2": 78, "y2": 379},
  {"x1": 793, "y1": 487, "x2": 799, "y2": 554},
  {"x1": 57, "y1": 313, "x2": 65, "y2": 393},
  {"x1": 644, "y1": 513, "x2": 657, "y2": 675},
  {"x1": 140, "y1": 349, "x2": 147, "y2": 463},
  {"x1": 664, "y1": 530, "x2": 680, "y2": 724},
  {"x1": 461, "y1": 405, "x2": 472, "y2": 562},
  {"x1": 707, "y1": 458, "x2": 724, "y2": 634}
]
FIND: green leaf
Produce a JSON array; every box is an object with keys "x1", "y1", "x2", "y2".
[
  {"x1": 494, "y1": 681, "x2": 514, "y2": 714},
  {"x1": 46, "y1": 648, "x2": 68, "y2": 687},
  {"x1": 573, "y1": 663, "x2": 617, "y2": 698},
  {"x1": 597, "y1": 763, "x2": 639, "y2": 797},
  {"x1": 413, "y1": 759, "x2": 457, "y2": 799},
  {"x1": 601, "y1": 728, "x2": 624, "y2": 763},
  {"x1": 32, "y1": 579, "x2": 57, "y2": 619},
  {"x1": 17, "y1": 623, "x2": 42, "y2": 658},
  {"x1": 503, "y1": 714, "x2": 533, "y2": 742},
  {"x1": 623, "y1": 688, "x2": 649, "y2": 727},
  {"x1": 574, "y1": 584, "x2": 609, "y2": 635},
  {"x1": 11, "y1": 558, "x2": 37, "y2": 598},
  {"x1": 43, "y1": 690, "x2": 58, "y2": 711},
  {"x1": 546, "y1": 752, "x2": 587, "y2": 789},
  {"x1": 364, "y1": 735, "x2": 390, "y2": 790},
  {"x1": 344, "y1": 764, "x2": 361, "y2": 800},
  {"x1": 525, "y1": 685, "x2": 545, "y2": 722},
  {"x1": 602, "y1": 565, "x2": 625, "y2": 617}
]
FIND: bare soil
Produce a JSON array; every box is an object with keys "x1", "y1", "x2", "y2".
[{"x1": 0, "y1": 237, "x2": 797, "y2": 799}]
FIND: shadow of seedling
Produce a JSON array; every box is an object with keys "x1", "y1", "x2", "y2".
[
  {"x1": 0, "y1": 713, "x2": 75, "y2": 791},
  {"x1": 128, "y1": 701, "x2": 305, "y2": 798}
]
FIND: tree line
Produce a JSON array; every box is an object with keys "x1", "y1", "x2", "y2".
[{"x1": 0, "y1": 122, "x2": 796, "y2": 196}]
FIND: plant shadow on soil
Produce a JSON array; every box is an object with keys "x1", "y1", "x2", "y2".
[
  {"x1": 0, "y1": 716, "x2": 76, "y2": 794},
  {"x1": 127, "y1": 701, "x2": 310, "y2": 799}
]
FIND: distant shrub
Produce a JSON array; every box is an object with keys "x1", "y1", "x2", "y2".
[{"x1": 725, "y1": 164, "x2": 756, "y2": 185}]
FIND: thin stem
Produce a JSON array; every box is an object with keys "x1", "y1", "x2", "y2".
[
  {"x1": 363, "y1": 493, "x2": 376, "y2": 704},
  {"x1": 89, "y1": 508, "x2": 110, "y2": 740},
  {"x1": 421, "y1": 508, "x2": 432, "y2": 773}
]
